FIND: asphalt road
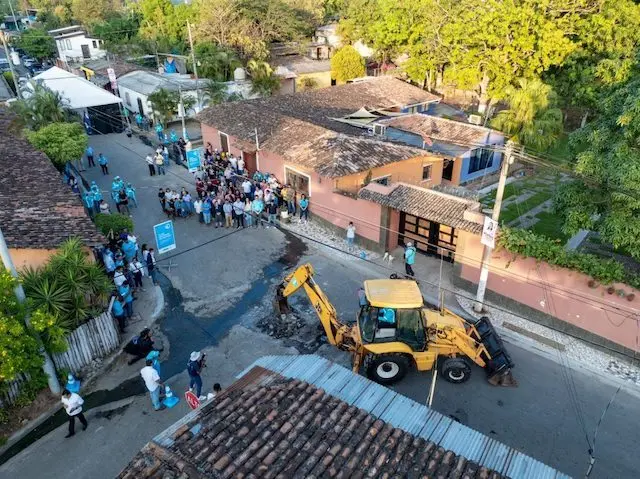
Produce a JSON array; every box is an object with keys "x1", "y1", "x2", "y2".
[{"x1": 3, "y1": 131, "x2": 638, "y2": 478}]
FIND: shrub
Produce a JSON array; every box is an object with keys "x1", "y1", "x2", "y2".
[
  {"x1": 22, "y1": 238, "x2": 112, "y2": 329},
  {"x1": 94, "y1": 213, "x2": 134, "y2": 239}
]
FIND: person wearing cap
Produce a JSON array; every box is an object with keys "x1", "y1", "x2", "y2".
[
  {"x1": 404, "y1": 241, "x2": 417, "y2": 277},
  {"x1": 187, "y1": 351, "x2": 205, "y2": 399}
]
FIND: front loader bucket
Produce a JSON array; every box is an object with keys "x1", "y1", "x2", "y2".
[{"x1": 474, "y1": 316, "x2": 517, "y2": 387}]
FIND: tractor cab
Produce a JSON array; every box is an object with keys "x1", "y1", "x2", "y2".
[{"x1": 358, "y1": 279, "x2": 427, "y2": 351}]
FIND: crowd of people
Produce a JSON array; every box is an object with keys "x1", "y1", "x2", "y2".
[{"x1": 154, "y1": 144, "x2": 312, "y2": 229}]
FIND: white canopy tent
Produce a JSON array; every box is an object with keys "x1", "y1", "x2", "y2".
[{"x1": 32, "y1": 66, "x2": 122, "y2": 109}]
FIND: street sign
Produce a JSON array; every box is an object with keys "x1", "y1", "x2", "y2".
[
  {"x1": 153, "y1": 220, "x2": 176, "y2": 254},
  {"x1": 186, "y1": 148, "x2": 202, "y2": 173},
  {"x1": 185, "y1": 390, "x2": 200, "y2": 410},
  {"x1": 481, "y1": 216, "x2": 498, "y2": 248}
]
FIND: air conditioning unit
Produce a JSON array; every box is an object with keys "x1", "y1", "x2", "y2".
[
  {"x1": 468, "y1": 114, "x2": 483, "y2": 125},
  {"x1": 373, "y1": 124, "x2": 385, "y2": 136}
]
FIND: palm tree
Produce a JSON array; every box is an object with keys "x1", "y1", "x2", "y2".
[
  {"x1": 490, "y1": 78, "x2": 563, "y2": 151},
  {"x1": 195, "y1": 42, "x2": 241, "y2": 82},
  {"x1": 203, "y1": 80, "x2": 228, "y2": 105},
  {"x1": 148, "y1": 88, "x2": 179, "y2": 126},
  {"x1": 10, "y1": 83, "x2": 68, "y2": 130},
  {"x1": 247, "y1": 60, "x2": 281, "y2": 98}
]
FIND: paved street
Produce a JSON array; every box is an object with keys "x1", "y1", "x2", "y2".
[{"x1": 1, "y1": 131, "x2": 639, "y2": 478}]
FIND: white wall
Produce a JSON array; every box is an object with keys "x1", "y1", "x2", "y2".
[
  {"x1": 118, "y1": 85, "x2": 202, "y2": 121},
  {"x1": 55, "y1": 34, "x2": 106, "y2": 63}
]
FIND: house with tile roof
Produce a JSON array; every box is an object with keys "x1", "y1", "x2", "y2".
[
  {"x1": 118, "y1": 355, "x2": 570, "y2": 479},
  {"x1": 197, "y1": 76, "x2": 500, "y2": 263},
  {"x1": 0, "y1": 108, "x2": 103, "y2": 269}
]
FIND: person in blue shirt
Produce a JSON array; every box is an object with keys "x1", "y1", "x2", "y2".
[
  {"x1": 112, "y1": 295, "x2": 126, "y2": 333},
  {"x1": 122, "y1": 240, "x2": 137, "y2": 263},
  {"x1": 169, "y1": 130, "x2": 178, "y2": 143},
  {"x1": 404, "y1": 241, "x2": 416, "y2": 277},
  {"x1": 135, "y1": 113, "x2": 143, "y2": 129},
  {"x1": 98, "y1": 153, "x2": 109, "y2": 175},
  {"x1": 126, "y1": 183, "x2": 137, "y2": 207},
  {"x1": 83, "y1": 191, "x2": 94, "y2": 216},
  {"x1": 202, "y1": 197, "x2": 212, "y2": 224},
  {"x1": 299, "y1": 194, "x2": 309, "y2": 223},
  {"x1": 114, "y1": 251, "x2": 125, "y2": 269},
  {"x1": 252, "y1": 197, "x2": 265, "y2": 228},
  {"x1": 118, "y1": 281, "x2": 134, "y2": 319},
  {"x1": 85, "y1": 146, "x2": 95, "y2": 168},
  {"x1": 155, "y1": 123, "x2": 164, "y2": 142}
]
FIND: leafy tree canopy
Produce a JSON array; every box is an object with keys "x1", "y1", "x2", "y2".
[
  {"x1": 330, "y1": 45, "x2": 365, "y2": 82},
  {"x1": 70, "y1": 0, "x2": 114, "y2": 26},
  {"x1": 10, "y1": 84, "x2": 69, "y2": 131},
  {"x1": 27, "y1": 122, "x2": 88, "y2": 168},
  {"x1": 247, "y1": 60, "x2": 281, "y2": 97},
  {"x1": 16, "y1": 27, "x2": 56, "y2": 60},
  {"x1": 490, "y1": 78, "x2": 564, "y2": 151},
  {"x1": 194, "y1": 42, "x2": 241, "y2": 81},
  {"x1": 554, "y1": 73, "x2": 640, "y2": 258}
]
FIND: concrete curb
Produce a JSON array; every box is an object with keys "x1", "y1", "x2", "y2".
[{"x1": 498, "y1": 325, "x2": 640, "y2": 400}]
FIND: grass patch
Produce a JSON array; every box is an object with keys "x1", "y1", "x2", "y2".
[
  {"x1": 530, "y1": 211, "x2": 570, "y2": 243},
  {"x1": 499, "y1": 190, "x2": 554, "y2": 224},
  {"x1": 481, "y1": 182, "x2": 523, "y2": 207}
]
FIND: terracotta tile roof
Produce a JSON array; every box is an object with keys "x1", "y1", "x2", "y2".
[
  {"x1": 198, "y1": 77, "x2": 440, "y2": 178},
  {"x1": 197, "y1": 76, "x2": 440, "y2": 145},
  {"x1": 0, "y1": 108, "x2": 104, "y2": 249},
  {"x1": 379, "y1": 114, "x2": 500, "y2": 148},
  {"x1": 119, "y1": 371, "x2": 505, "y2": 479},
  {"x1": 359, "y1": 182, "x2": 483, "y2": 233},
  {"x1": 274, "y1": 128, "x2": 431, "y2": 178}
]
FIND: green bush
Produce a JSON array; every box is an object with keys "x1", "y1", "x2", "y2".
[
  {"x1": 22, "y1": 238, "x2": 112, "y2": 330},
  {"x1": 2, "y1": 71, "x2": 15, "y2": 95},
  {"x1": 498, "y1": 227, "x2": 627, "y2": 285},
  {"x1": 94, "y1": 213, "x2": 134, "y2": 239}
]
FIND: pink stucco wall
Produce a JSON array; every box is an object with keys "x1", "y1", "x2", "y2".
[
  {"x1": 199, "y1": 123, "x2": 384, "y2": 242},
  {"x1": 459, "y1": 236, "x2": 640, "y2": 352}
]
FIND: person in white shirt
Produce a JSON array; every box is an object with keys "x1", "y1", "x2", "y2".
[
  {"x1": 237, "y1": 157, "x2": 245, "y2": 174},
  {"x1": 242, "y1": 179, "x2": 252, "y2": 195},
  {"x1": 146, "y1": 154, "x2": 156, "y2": 176},
  {"x1": 346, "y1": 222, "x2": 356, "y2": 251},
  {"x1": 194, "y1": 198, "x2": 203, "y2": 223},
  {"x1": 229, "y1": 155, "x2": 238, "y2": 172},
  {"x1": 140, "y1": 359, "x2": 165, "y2": 411},
  {"x1": 113, "y1": 266, "x2": 126, "y2": 287},
  {"x1": 61, "y1": 389, "x2": 88, "y2": 437}
]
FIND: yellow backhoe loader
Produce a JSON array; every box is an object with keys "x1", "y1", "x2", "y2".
[{"x1": 276, "y1": 263, "x2": 516, "y2": 386}]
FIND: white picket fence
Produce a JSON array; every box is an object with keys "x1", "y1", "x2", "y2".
[{"x1": 1, "y1": 308, "x2": 120, "y2": 407}]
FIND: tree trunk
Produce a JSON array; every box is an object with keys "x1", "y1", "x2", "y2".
[
  {"x1": 581, "y1": 111, "x2": 589, "y2": 128},
  {"x1": 478, "y1": 72, "x2": 490, "y2": 114}
]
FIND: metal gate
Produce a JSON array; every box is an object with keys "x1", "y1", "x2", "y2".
[{"x1": 398, "y1": 212, "x2": 458, "y2": 262}]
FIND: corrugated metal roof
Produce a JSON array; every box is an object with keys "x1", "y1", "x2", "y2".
[{"x1": 240, "y1": 355, "x2": 571, "y2": 479}]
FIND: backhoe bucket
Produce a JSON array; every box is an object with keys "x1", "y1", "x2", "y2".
[
  {"x1": 275, "y1": 284, "x2": 290, "y2": 315},
  {"x1": 474, "y1": 316, "x2": 517, "y2": 387}
]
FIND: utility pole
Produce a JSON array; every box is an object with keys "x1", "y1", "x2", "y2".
[
  {"x1": 178, "y1": 84, "x2": 188, "y2": 139},
  {"x1": 186, "y1": 22, "x2": 200, "y2": 110},
  {"x1": 0, "y1": 32, "x2": 21, "y2": 99},
  {"x1": 474, "y1": 140, "x2": 514, "y2": 312},
  {"x1": 0, "y1": 228, "x2": 61, "y2": 394},
  {"x1": 8, "y1": 0, "x2": 19, "y2": 32}
]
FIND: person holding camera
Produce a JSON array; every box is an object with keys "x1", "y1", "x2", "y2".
[{"x1": 187, "y1": 351, "x2": 206, "y2": 399}]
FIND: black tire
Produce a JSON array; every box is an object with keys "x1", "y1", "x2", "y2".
[
  {"x1": 439, "y1": 357, "x2": 472, "y2": 384},
  {"x1": 365, "y1": 354, "x2": 410, "y2": 385}
]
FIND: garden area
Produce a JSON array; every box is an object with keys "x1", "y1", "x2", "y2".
[{"x1": 480, "y1": 171, "x2": 570, "y2": 243}]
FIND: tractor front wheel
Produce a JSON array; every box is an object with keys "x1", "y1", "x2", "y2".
[
  {"x1": 439, "y1": 357, "x2": 471, "y2": 384},
  {"x1": 365, "y1": 354, "x2": 410, "y2": 385}
]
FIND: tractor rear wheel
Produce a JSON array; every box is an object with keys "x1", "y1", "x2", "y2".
[
  {"x1": 365, "y1": 354, "x2": 410, "y2": 385},
  {"x1": 439, "y1": 357, "x2": 472, "y2": 384}
]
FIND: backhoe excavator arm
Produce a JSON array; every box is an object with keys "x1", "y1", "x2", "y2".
[{"x1": 277, "y1": 263, "x2": 357, "y2": 350}]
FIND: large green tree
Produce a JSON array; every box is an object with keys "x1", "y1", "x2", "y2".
[
  {"x1": 136, "y1": 0, "x2": 195, "y2": 47},
  {"x1": 330, "y1": 45, "x2": 365, "y2": 83},
  {"x1": 194, "y1": 42, "x2": 240, "y2": 81},
  {"x1": 554, "y1": 74, "x2": 640, "y2": 257},
  {"x1": 16, "y1": 27, "x2": 56, "y2": 60},
  {"x1": 247, "y1": 60, "x2": 281, "y2": 97},
  {"x1": 27, "y1": 122, "x2": 88, "y2": 169},
  {"x1": 10, "y1": 84, "x2": 68, "y2": 130},
  {"x1": 490, "y1": 78, "x2": 563, "y2": 151},
  {"x1": 70, "y1": 0, "x2": 113, "y2": 26}
]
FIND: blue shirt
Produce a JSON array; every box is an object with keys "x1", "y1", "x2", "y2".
[
  {"x1": 86, "y1": 146, "x2": 93, "y2": 156},
  {"x1": 122, "y1": 241, "x2": 136, "y2": 261},
  {"x1": 118, "y1": 284, "x2": 133, "y2": 303},
  {"x1": 252, "y1": 200, "x2": 264, "y2": 213},
  {"x1": 98, "y1": 155, "x2": 108, "y2": 166},
  {"x1": 112, "y1": 299, "x2": 124, "y2": 316},
  {"x1": 405, "y1": 246, "x2": 416, "y2": 265},
  {"x1": 299, "y1": 199, "x2": 309, "y2": 210}
]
